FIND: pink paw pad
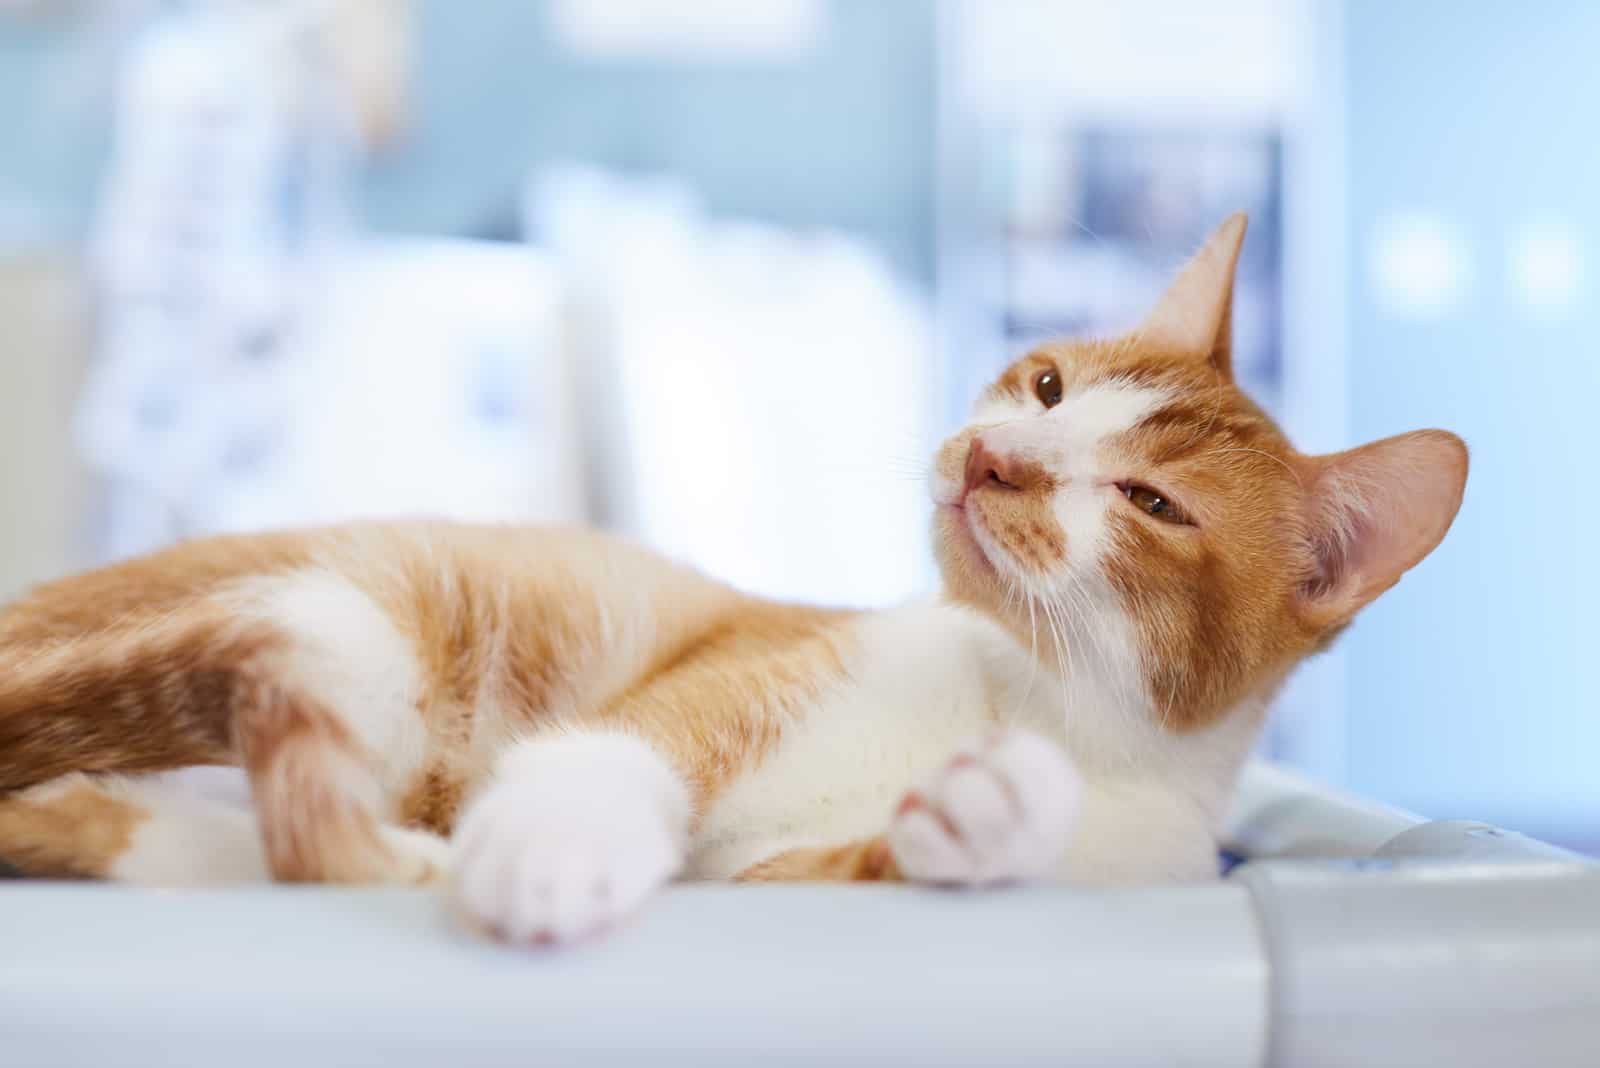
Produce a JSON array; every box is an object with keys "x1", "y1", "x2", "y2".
[{"x1": 888, "y1": 730, "x2": 1081, "y2": 886}]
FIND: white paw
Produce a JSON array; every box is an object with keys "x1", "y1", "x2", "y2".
[
  {"x1": 889, "y1": 731, "x2": 1080, "y2": 886},
  {"x1": 449, "y1": 733, "x2": 688, "y2": 945}
]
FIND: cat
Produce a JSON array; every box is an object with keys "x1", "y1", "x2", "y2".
[{"x1": 0, "y1": 215, "x2": 1467, "y2": 943}]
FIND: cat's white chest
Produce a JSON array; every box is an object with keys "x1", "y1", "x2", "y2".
[{"x1": 684, "y1": 602, "x2": 1059, "y2": 879}]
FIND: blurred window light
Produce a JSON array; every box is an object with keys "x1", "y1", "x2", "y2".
[
  {"x1": 1367, "y1": 212, "x2": 1471, "y2": 321},
  {"x1": 528, "y1": 165, "x2": 934, "y2": 608},
  {"x1": 964, "y1": 0, "x2": 1295, "y2": 123},
  {"x1": 547, "y1": 0, "x2": 823, "y2": 64},
  {"x1": 1508, "y1": 223, "x2": 1584, "y2": 323}
]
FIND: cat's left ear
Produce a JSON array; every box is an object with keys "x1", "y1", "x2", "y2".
[
  {"x1": 1296, "y1": 429, "x2": 1469, "y2": 630},
  {"x1": 1140, "y1": 213, "x2": 1248, "y2": 377}
]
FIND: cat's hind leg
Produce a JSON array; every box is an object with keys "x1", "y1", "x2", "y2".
[{"x1": 228, "y1": 571, "x2": 449, "y2": 885}]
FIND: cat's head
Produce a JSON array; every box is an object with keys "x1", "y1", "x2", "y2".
[{"x1": 931, "y1": 215, "x2": 1467, "y2": 731}]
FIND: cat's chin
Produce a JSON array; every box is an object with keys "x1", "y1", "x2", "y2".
[
  {"x1": 936, "y1": 504, "x2": 996, "y2": 572},
  {"x1": 934, "y1": 507, "x2": 1062, "y2": 655},
  {"x1": 933, "y1": 504, "x2": 1011, "y2": 614}
]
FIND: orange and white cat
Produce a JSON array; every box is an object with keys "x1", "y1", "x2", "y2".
[{"x1": 0, "y1": 216, "x2": 1466, "y2": 943}]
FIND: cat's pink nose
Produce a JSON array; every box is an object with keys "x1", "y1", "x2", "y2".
[{"x1": 963, "y1": 436, "x2": 1032, "y2": 500}]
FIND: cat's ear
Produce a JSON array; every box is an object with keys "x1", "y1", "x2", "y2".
[
  {"x1": 1139, "y1": 213, "x2": 1248, "y2": 377},
  {"x1": 1296, "y1": 430, "x2": 1468, "y2": 629}
]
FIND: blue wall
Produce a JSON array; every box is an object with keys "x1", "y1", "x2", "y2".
[
  {"x1": 0, "y1": 18, "x2": 106, "y2": 246},
  {"x1": 0, "y1": 2, "x2": 936, "y2": 281},
  {"x1": 371, "y1": 0, "x2": 936, "y2": 281},
  {"x1": 1341, "y1": 1, "x2": 1599, "y2": 845}
]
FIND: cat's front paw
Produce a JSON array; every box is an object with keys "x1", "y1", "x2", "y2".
[
  {"x1": 448, "y1": 733, "x2": 688, "y2": 945},
  {"x1": 889, "y1": 730, "x2": 1080, "y2": 886}
]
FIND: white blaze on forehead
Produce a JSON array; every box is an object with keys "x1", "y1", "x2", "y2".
[
  {"x1": 975, "y1": 378, "x2": 1171, "y2": 471},
  {"x1": 1054, "y1": 380, "x2": 1172, "y2": 454},
  {"x1": 1048, "y1": 380, "x2": 1171, "y2": 572}
]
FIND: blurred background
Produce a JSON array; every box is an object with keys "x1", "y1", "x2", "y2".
[{"x1": 0, "y1": 0, "x2": 1592, "y2": 851}]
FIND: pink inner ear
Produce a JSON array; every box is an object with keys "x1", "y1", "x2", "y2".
[{"x1": 1302, "y1": 430, "x2": 1469, "y2": 621}]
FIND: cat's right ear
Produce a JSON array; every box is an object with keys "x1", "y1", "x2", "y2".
[
  {"x1": 1139, "y1": 213, "x2": 1248, "y2": 377},
  {"x1": 1296, "y1": 429, "x2": 1469, "y2": 630}
]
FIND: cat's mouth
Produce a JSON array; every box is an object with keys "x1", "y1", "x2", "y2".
[
  {"x1": 939, "y1": 502, "x2": 999, "y2": 577},
  {"x1": 941, "y1": 491, "x2": 1068, "y2": 584}
]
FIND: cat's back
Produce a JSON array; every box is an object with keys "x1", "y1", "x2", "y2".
[
  {"x1": 1, "y1": 520, "x2": 729, "y2": 654},
  {"x1": 321, "y1": 520, "x2": 743, "y2": 655}
]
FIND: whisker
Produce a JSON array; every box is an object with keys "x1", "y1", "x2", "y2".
[
  {"x1": 1066, "y1": 215, "x2": 1106, "y2": 246},
  {"x1": 1005, "y1": 590, "x2": 1042, "y2": 724},
  {"x1": 1039, "y1": 596, "x2": 1072, "y2": 727},
  {"x1": 1054, "y1": 572, "x2": 1134, "y2": 749}
]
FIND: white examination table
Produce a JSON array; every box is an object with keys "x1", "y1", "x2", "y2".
[{"x1": 1, "y1": 765, "x2": 1596, "y2": 1067}]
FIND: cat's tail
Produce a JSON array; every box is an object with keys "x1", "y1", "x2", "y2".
[{"x1": 0, "y1": 606, "x2": 276, "y2": 795}]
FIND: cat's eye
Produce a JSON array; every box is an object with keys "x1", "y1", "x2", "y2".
[
  {"x1": 1034, "y1": 367, "x2": 1063, "y2": 408},
  {"x1": 1121, "y1": 483, "x2": 1190, "y2": 525}
]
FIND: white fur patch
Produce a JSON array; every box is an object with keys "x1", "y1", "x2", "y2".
[
  {"x1": 450, "y1": 731, "x2": 689, "y2": 944},
  {"x1": 1052, "y1": 380, "x2": 1171, "y2": 571},
  {"x1": 227, "y1": 570, "x2": 428, "y2": 789},
  {"x1": 1053, "y1": 379, "x2": 1172, "y2": 451},
  {"x1": 1029, "y1": 572, "x2": 1151, "y2": 766},
  {"x1": 1058, "y1": 778, "x2": 1220, "y2": 883},
  {"x1": 973, "y1": 379, "x2": 1168, "y2": 466},
  {"x1": 107, "y1": 775, "x2": 270, "y2": 885},
  {"x1": 157, "y1": 765, "x2": 254, "y2": 809}
]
